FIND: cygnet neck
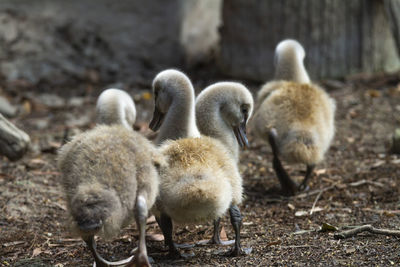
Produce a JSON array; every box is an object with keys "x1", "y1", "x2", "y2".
[
  {"x1": 156, "y1": 88, "x2": 199, "y2": 144},
  {"x1": 96, "y1": 94, "x2": 135, "y2": 130},
  {"x1": 196, "y1": 97, "x2": 239, "y2": 162},
  {"x1": 274, "y1": 50, "x2": 310, "y2": 83}
]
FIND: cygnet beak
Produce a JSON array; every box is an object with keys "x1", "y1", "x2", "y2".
[
  {"x1": 233, "y1": 121, "x2": 249, "y2": 148},
  {"x1": 149, "y1": 107, "x2": 165, "y2": 131}
]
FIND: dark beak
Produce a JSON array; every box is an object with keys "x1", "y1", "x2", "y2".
[
  {"x1": 149, "y1": 107, "x2": 165, "y2": 131},
  {"x1": 233, "y1": 121, "x2": 249, "y2": 149}
]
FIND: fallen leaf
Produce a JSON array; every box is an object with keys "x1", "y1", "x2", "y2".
[
  {"x1": 287, "y1": 203, "x2": 295, "y2": 210},
  {"x1": 319, "y1": 223, "x2": 338, "y2": 232},
  {"x1": 220, "y1": 226, "x2": 228, "y2": 241},
  {"x1": 366, "y1": 89, "x2": 381, "y2": 98},
  {"x1": 32, "y1": 247, "x2": 42, "y2": 257},
  {"x1": 345, "y1": 247, "x2": 356, "y2": 254},
  {"x1": 146, "y1": 233, "x2": 164, "y2": 242}
]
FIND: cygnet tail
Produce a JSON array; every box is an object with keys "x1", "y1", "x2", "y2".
[
  {"x1": 162, "y1": 172, "x2": 232, "y2": 224},
  {"x1": 70, "y1": 183, "x2": 122, "y2": 238},
  {"x1": 280, "y1": 130, "x2": 322, "y2": 165}
]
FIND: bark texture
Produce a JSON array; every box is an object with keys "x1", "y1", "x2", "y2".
[
  {"x1": 0, "y1": 0, "x2": 183, "y2": 85},
  {"x1": 0, "y1": 114, "x2": 30, "y2": 161},
  {"x1": 219, "y1": 0, "x2": 400, "y2": 81}
]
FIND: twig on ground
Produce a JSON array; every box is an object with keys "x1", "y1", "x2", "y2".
[
  {"x1": 362, "y1": 208, "x2": 400, "y2": 215},
  {"x1": 296, "y1": 177, "x2": 387, "y2": 200},
  {"x1": 280, "y1": 245, "x2": 319, "y2": 249},
  {"x1": 334, "y1": 225, "x2": 400, "y2": 239},
  {"x1": 309, "y1": 190, "x2": 323, "y2": 215},
  {"x1": 296, "y1": 184, "x2": 337, "y2": 199},
  {"x1": 349, "y1": 179, "x2": 385, "y2": 188}
]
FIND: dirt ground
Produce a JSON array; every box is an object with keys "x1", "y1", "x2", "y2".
[{"x1": 1, "y1": 72, "x2": 400, "y2": 266}]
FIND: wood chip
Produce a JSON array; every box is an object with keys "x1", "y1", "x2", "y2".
[{"x1": 295, "y1": 210, "x2": 308, "y2": 217}]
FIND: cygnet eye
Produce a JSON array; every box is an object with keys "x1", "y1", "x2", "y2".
[{"x1": 241, "y1": 104, "x2": 249, "y2": 116}]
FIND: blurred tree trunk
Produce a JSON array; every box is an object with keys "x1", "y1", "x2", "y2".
[
  {"x1": 385, "y1": 0, "x2": 400, "y2": 57},
  {"x1": 219, "y1": 0, "x2": 400, "y2": 81}
]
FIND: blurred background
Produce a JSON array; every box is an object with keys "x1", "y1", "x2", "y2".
[
  {"x1": 1, "y1": 0, "x2": 400, "y2": 89},
  {"x1": 1, "y1": 1, "x2": 400, "y2": 266}
]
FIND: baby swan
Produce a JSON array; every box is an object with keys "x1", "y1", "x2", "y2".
[
  {"x1": 149, "y1": 69, "x2": 200, "y2": 143},
  {"x1": 195, "y1": 82, "x2": 254, "y2": 248},
  {"x1": 58, "y1": 92, "x2": 162, "y2": 267},
  {"x1": 150, "y1": 70, "x2": 253, "y2": 257},
  {"x1": 251, "y1": 39, "x2": 336, "y2": 196},
  {"x1": 96, "y1": 88, "x2": 136, "y2": 130}
]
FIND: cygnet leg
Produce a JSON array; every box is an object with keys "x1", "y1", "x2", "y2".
[
  {"x1": 210, "y1": 218, "x2": 222, "y2": 244},
  {"x1": 156, "y1": 213, "x2": 181, "y2": 259},
  {"x1": 127, "y1": 195, "x2": 150, "y2": 267},
  {"x1": 298, "y1": 164, "x2": 315, "y2": 191},
  {"x1": 268, "y1": 129, "x2": 298, "y2": 196},
  {"x1": 207, "y1": 218, "x2": 235, "y2": 246},
  {"x1": 227, "y1": 204, "x2": 250, "y2": 256}
]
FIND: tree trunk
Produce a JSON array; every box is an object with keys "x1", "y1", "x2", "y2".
[
  {"x1": 384, "y1": 0, "x2": 400, "y2": 57},
  {"x1": 0, "y1": 114, "x2": 30, "y2": 161},
  {"x1": 219, "y1": 0, "x2": 400, "y2": 81}
]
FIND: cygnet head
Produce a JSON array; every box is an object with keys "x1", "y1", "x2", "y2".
[
  {"x1": 149, "y1": 69, "x2": 199, "y2": 143},
  {"x1": 196, "y1": 82, "x2": 254, "y2": 159},
  {"x1": 95, "y1": 88, "x2": 136, "y2": 130},
  {"x1": 274, "y1": 39, "x2": 310, "y2": 83}
]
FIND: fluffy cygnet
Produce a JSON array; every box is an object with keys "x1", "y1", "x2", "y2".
[
  {"x1": 250, "y1": 39, "x2": 336, "y2": 196},
  {"x1": 58, "y1": 92, "x2": 163, "y2": 267},
  {"x1": 150, "y1": 70, "x2": 253, "y2": 257}
]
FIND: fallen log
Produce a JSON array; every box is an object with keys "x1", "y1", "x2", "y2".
[{"x1": 0, "y1": 113, "x2": 30, "y2": 161}]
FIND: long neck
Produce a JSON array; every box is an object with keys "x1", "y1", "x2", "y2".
[
  {"x1": 96, "y1": 101, "x2": 130, "y2": 129},
  {"x1": 274, "y1": 52, "x2": 310, "y2": 83},
  {"x1": 196, "y1": 101, "x2": 239, "y2": 162},
  {"x1": 156, "y1": 90, "x2": 199, "y2": 144}
]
